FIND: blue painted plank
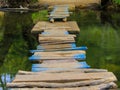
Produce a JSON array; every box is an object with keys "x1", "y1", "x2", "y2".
[
  {"x1": 78, "y1": 61, "x2": 90, "y2": 68},
  {"x1": 29, "y1": 54, "x2": 86, "y2": 61},
  {"x1": 71, "y1": 43, "x2": 76, "y2": 48},
  {"x1": 50, "y1": 11, "x2": 69, "y2": 15},
  {"x1": 36, "y1": 43, "x2": 76, "y2": 50},
  {"x1": 32, "y1": 61, "x2": 90, "y2": 68},
  {"x1": 31, "y1": 61, "x2": 90, "y2": 72},
  {"x1": 32, "y1": 67, "x2": 65, "y2": 72},
  {"x1": 41, "y1": 31, "x2": 69, "y2": 35}
]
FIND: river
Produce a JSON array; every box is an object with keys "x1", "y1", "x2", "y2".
[{"x1": 0, "y1": 10, "x2": 120, "y2": 89}]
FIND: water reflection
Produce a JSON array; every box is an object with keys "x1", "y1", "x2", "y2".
[
  {"x1": 0, "y1": 11, "x2": 36, "y2": 89},
  {"x1": 70, "y1": 10, "x2": 120, "y2": 86},
  {"x1": 0, "y1": 10, "x2": 120, "y2": 89}
]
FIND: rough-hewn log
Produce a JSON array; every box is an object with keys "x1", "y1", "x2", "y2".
[
  {"x1": 8, "y1": 82, "x2": 117, "y2": 89},
  {"x1": 13, "y1": 72, "x2": 117, "y2": 83},
  {"x1": 7, "y1": 78, "x2": 116, "y2": 88},
  {"x1": 18, "y1": 69, "x2": 108, "y2": 75}
]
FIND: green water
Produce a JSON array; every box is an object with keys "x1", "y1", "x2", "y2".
[{"x1": 0, "y1": 10, "x2": 120, "y2": 89}]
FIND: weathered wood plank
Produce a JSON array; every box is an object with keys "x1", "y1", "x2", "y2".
[
  {"x1": 12, "y1": 72, "x2": 117, "y2": 82},
  {"x1": 39, "y1": 42, "x2": 75, "y2": 46},
  {"x1": 31, "y1": 21, "x2": 80, "y2": 33},
  {"x1": 37, "y1": 44, "x2": 72, "y2": 49},
  {"x1": 32, "y1": 62, "x2": 79, "y2": 68},
  {"x1": 31, "y1": 62, "x2": 90, "y2": 71},
  {"x1": 43, "y1": 68, "x2": 108, "y2": 73},
  {"x1": 29, "y1": 54, "x2": 86, "y2": 60},
  {"x1": 7, "y1": 80, "x2": 117, "y2": 88},
  {"x1": 42, "y1": 59, "x2": 77, "y2": 64},
  {"x1": 39, "y1": 41, "x2": 75, "y2": 44},
  {"x1": 32, "y1": 61, "x2": 90, "y2": 68},
  {"x1": 38, "y1": 37, "x2": 75, "y2": 42},
  {"x1": 39, "y1": 34, "x2": 76, "y2": 37},
  {"x1": 31, "y1": 46, "x2": 87, "y2": 52},
  {"x1": 33, "y1": 50, "x2": 85, "y2": 56},
  {"x1": 48, "y1": 4, "x2": 75, "y2": 11},
  {"x1": 16, "y1": 69, "x2": 108, "y2": 75},
  {"x1": 7, "y1": 82, "x2": 118, "y2": 89},
  {"x1": 29, "y1": 50, "x2": 86, "y2": 60},
  {"x1": 50, "y1": 12, "x2": 69, "y2": 15}
]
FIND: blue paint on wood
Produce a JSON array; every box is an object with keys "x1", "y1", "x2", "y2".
[
  {"x1": 50, "y1": 11, "x2": 69, "y2": 15},
  {"x1": 31, "y1": 61, "x2": 90, "y2": 72},
  {"x1": 65, "y1": 31, "x2": 69, "y2": 34},
  {"x1": 32, "y1": 67, "x2": 66, "y2": 72},
  {"x1": 53, "y1": 6, "x2": 69, "y2": 12},
  {"x1": 71, "y1": 43, "x2": 76, "y2": 48},
  {"x1": 29, "y1": 55, "x2": 41, "y2": 60},
  {"x1": 32, "y1": 67, "x2": 48, "y2": 72},
  {"x1": 29, "y1": 54, "x2": 86, "y2": 61},
  {"x1": 41, "y1": 32, "x2": 50, "y2": 35},
  {"x1": 41, "y1": 31, "x2": 68, "y2": 35},
  {"x1": 30, "y1": 46, "x2": 87, "y2": 53},
  {"x1": 74, "y1": 54, "x2": 86, "y2": 60},
  {"x1": 78, "y1": 61, "x2": 90, "y2": 68},
  {"x1": 32, "y1": 61, "x2": 90, "y2": 68}
]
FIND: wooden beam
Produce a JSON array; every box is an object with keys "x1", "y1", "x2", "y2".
[
  {"x1": 7, "y1": 80, "x2": 117, "y2": 88},
  {"x1": 12, "y1": 72, "x2": 117, "y2": 82}
]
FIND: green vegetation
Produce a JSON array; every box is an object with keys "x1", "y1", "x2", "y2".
[
  {"x1": 1, "y1": 39, "x2": 31, "y2": 73},
  {"x1": 32, "y1": 10, "x2": 48, "y2": 23},
  {"x1": 0, "y1": 13, "x2": 4, "y2": 41},
  {"x1": 113, "y1": 0, "x2": 120, "y2": 4}
]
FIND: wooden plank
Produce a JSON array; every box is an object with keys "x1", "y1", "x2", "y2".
[
  {"x1": 32, "y1": 62, "x2": 79, "y2": 68},
  {"x1": 43, "y1": 28, "x2": 67, "y2": 32},
  {"x1": 37, "y1": 44, "x2": 72, "y2": 49},
  {"x1": 68, "y1": 21, "x2": 80, "y2": 32},
  {"x1": 17, "y1": 69, "x2": 108, "y2": 75},
  {"x1": 41, "y1": 26, "x2": 71, "y2": 29},
  {"x1": 50, "y1": 12, "x2": 69, "y2": 14},
  {"x1": 12, "y1": 72, "x2": 117, "y2": 82},
  {"x1": 7, "y1": 81, "x2": 117, "y2": 88},
  {"x1": 29, "y1": 54, "x2": 86, "y2": 60},
  {"x1": 49, "y1": 15, "x2": 69, "y2": 17},
  {"x1": 39, "y1": 34, "x2": 76, "y2": 37},
  {"x1": 42, "y1": 59, "x2": 78, "y2": 64},
  {"x1": 31, "y1": 61, "x2": 90, "y2": 71},
  {"x1": 39, "y1": 41, "x2": 75, "y2": 44},
  {"x1": 35, "y1": 68, "x2": 108, "y2": 73},
  {"x1": 39, "y1": 42, "x2": 75, "y2": 45},
  {"x1": 31, "y1": 68, "x2": 107, "y2": 73},
  {"x1": 42, "y1": 30, "x2": 68, "y2": 35},
  {"x1": 33, "y1": 51, "x2": 86, "y2": 56},
  {"x1": 7, "y1": 82, "x2": 118, "y2": 89},
  {"x1": 31, "y1": 21, "x2": 80, "y2": 33},
  {"x1": 38, "y1": 37, "x2": 75, "y2": 41},
  {"x1": 31, "y1": 46, "x2": 87, "y2": 52},
  {"x1": 50, "y1": 12, "x2": 69, "y2": 15},
  {"x1": 32, "y1": 61, "x2": 90, "y2": 69},
  {"x1": 48, "y1": 4, "x2": 75, "y2": 11},
  {"x1": 29, "y1": 50, "x2": 86, "y2": 60}
]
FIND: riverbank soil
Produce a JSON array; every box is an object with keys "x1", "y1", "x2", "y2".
[{"x1": 38, "y1": 0, "x2": 101, "y2": 9}]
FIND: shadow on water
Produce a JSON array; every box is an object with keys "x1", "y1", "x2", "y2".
[{"x1": 0, "y1": 9, "x2": 120, "y2": 89}]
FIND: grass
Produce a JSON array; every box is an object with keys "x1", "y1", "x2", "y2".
[{"x1": 32, "y1": 10, "x2": 48, "y2": 23}]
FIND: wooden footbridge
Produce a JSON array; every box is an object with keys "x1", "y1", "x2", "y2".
[{"x1": 7, "y1": 5, "x2": 117, "y2": 90}]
